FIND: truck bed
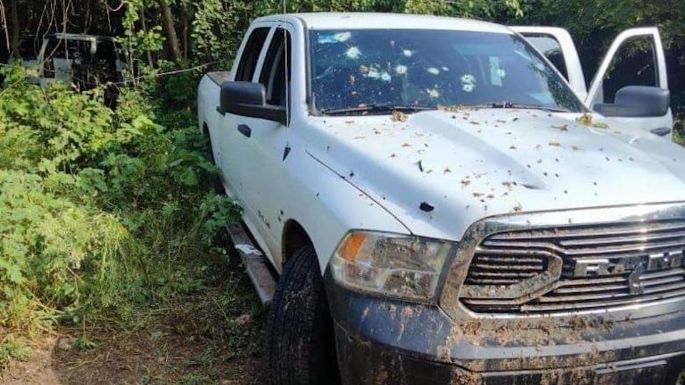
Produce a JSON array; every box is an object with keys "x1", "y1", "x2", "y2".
[{"x1": 207, "y1": 71, "x2": 230, "y2": 86}]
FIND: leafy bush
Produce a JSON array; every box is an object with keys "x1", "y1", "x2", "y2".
[
  {"x1": 675, "y1": 117, "x2": 684, "y2": 146},
  {"x1": 0, "y1": 65, "x2": 239, "y2": 357}
]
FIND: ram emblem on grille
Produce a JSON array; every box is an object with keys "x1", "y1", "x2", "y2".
[{"x1": 572, "y1": 250, "x2": 684, "y2": 278}]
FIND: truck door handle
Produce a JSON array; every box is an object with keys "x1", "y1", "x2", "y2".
[
  {"x1": 650, "y1": 127, "x2": 672, "y2": 137},
  {"x1": 238, "y1": 124, "x2": 252, "y2": 138}
]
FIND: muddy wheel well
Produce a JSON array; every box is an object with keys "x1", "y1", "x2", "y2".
[{"x1": 281, "y1": 220, "x2": 313, "y2": 264}]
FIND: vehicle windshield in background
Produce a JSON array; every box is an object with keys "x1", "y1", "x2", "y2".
[
  {"x1": 309, "y1": 29, "x2": 584, "y2": 114},
  {"x1": 43, "y1": 37, "x2": 121, "y2": 87}
]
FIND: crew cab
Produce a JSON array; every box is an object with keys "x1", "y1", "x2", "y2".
[{"x1": 197, "y1": 13, "x2": 685, "y2": 385}]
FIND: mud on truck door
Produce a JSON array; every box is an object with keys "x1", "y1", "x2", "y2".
[{"x1": 514, "y1": 26, "x2": 674, "y2": 139}]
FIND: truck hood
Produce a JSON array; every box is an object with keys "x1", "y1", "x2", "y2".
[{"x1": 306, "y1": 109, "x2": 685, "y2": 240}]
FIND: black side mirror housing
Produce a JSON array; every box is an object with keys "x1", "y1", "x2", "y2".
[
  {"x1": 594, "y1": 86, "x2": 670, "y2": 117},
  {"x1": 219, "y1": 81, "x2": 287, "y2": 125}
]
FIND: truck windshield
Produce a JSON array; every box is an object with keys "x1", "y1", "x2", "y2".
[{"x1": 309, "y1": 29, "x2": 584, "y2": 114}]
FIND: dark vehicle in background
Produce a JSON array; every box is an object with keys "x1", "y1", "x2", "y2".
[{"x1": 19, "y1": 33, "x2": 127, "y2": 104}]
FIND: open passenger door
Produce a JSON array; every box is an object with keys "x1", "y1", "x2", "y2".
[{"x1": 513, "y1": 26, "x2": 674, "y2": 139}]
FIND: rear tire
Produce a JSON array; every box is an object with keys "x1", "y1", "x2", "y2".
[{"x1": 264, "y1": 246, "x2": 340, "y2": 385}]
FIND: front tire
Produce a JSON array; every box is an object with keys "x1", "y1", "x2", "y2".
[{"x1": 264, "y1": 246, "x2": 340, "y2": 385}]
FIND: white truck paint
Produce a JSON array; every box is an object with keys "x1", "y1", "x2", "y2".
[{"x1": 197, "y1": 13, "x2": 683, "y2": 276}]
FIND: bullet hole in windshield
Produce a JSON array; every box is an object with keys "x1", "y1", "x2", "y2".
[
  {"x1": 361, "y1": 65, "x2": 392, "y2": 82},
  {"x1": 427, "y1": 88, "x2": 440, "y2": 98},
  {"x1": 461, "y1": 74, "x2": 477, "y2": 93},
  {"x1": 345, "y1": 46, "x2": 361, "y2": 59},
  {"x1": 335, "y1": 32, "x2": 351, "y2": 42},
  {"x1": 318, "y1": 31, "x2": 352, "y2": 44},
  {"x1": 403, "y1": 49, "x2": 413, "y2": 57}
]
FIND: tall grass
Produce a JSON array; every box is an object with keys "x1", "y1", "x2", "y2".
[{"x1": 0, "y1": 65, "x2": 239, "y2": 363}]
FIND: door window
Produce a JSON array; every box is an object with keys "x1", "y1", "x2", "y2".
[
  {"x1": 522, "y1": 34, "x2": 569, "y2": 81},
  {"x1": 595, "y1": 35, "x2": 659, "y2": 104},
  {"x1": 259, "y1": 28, "x2": 291, "y2": 107},
  {"x1": 235, "y1": 27, "x2": 270, "y2": 82}
]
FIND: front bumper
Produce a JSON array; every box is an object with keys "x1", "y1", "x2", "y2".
[{"x1": 328, "y1": 281, "x2": 685, "y2": 385}]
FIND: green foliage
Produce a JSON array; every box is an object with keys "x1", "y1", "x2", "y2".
[
  {"x1": 192, "y1": 0, "x2": 255, "y2": 68},
  {"x1": 188, "y1": 0, "x2": 523, "y2": 68},
  {"x1": 0, "y1": 65, "x2": 239, "y2": 343},
  {"x1": 675, "y1": 117, "x2": 684, "y2": 146},
  {"x1": 0, "y1": 335, "x2": 30, "y2": 370}
]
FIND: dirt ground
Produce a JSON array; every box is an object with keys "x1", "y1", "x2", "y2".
[
  {"x1": 1, "y1": 278, "x2": 264, "y2": 385},
  {"x1": 2, "y1": 330, "x2": 260, "y2": 385},
  {"x1": 0, "y1": 333, "x2": 259, "y2": 385}
]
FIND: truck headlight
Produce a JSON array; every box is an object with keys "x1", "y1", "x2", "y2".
[{"x1": 329, "y1": 231, "x2": 455, "y2": 301}]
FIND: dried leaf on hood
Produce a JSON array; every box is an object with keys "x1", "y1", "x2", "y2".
[
  {"x1": 391, "y1": 110, "x2": 408, "y2": 122},
  {"x1": 577, "y1": 113, "x2": 610, "y2": 129},
  {"x1": 438, "y1": 104, "x2": 473, "y2": 113}
]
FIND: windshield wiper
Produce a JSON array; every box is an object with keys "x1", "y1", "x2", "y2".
[
  {"x1": 471, "y1": 102, "x2": 571, "y2": 113},
  {"x1": 319, "y1": 104, "x2": 435, "y2": 116}
]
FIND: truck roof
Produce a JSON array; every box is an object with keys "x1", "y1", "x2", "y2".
[{"x1": 255, "y1": 12, "x2": 512, "y2": 34}]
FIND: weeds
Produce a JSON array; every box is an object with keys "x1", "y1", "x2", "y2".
[
  {"x1": 0, "y1": 64, "x2": 241, "y2": 364},
  {"x1": 0, "y1": 334, "x2": 30, "y2": 370},
  {"x1": 675, "y1": 117, "x2": 684, "y2": 146}
]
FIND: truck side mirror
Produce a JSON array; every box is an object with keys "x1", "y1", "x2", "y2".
[
  {"x1": 219, "y1": 81, "x2": 287, "y2": 125},
  {"x1": 594, "y1": 86, "x2": 670, "y2": 118}
]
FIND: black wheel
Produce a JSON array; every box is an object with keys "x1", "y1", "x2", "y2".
[
  {"x1": 205, "y1": 134, "x2": 224, "y2": 195},
  {"x1": 265, "y1": 246, "x2": 340, "y2": 385}
]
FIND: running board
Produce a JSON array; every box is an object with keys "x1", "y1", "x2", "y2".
[{"x1": 226, "y1": 223, "x2": 277, "y2": 306}]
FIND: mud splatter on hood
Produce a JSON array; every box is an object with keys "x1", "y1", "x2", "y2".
[{"x1": 305, "y1": 109, "x2": 685, "y2": 240}]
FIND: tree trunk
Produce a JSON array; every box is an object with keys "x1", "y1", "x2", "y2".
[
  {"x1": 158, "y1": 0, "x2": 182, "y2": 63},
  {"x1": 181, "y1": 0, "x2": 189, "y2": 60},
  {"x1": 9, "y1": 0, "x2": 19, "y2": 56}
]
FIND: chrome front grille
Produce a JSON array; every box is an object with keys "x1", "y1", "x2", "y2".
[
  {"x1": 464, "y1": 253, "x2": 548, "y2": 286},
  {"x1": 524, "y1": 268, "x2": 685, "y2": 313},
  {"x1": 461, "y1": 219, "x2": 685, "y2": 314}
]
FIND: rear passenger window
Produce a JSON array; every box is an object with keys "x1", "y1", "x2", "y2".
[
  {"x1": 235, "y1": 27, "x2": 270, "y2": 82},
  {"x1": 259, "y1": 29, "x2": 291, "y2": 107}
]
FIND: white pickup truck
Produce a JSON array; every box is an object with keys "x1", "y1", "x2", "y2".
[{"x1": 197, "y1": 13, "x2": 685, "y2": 385}]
